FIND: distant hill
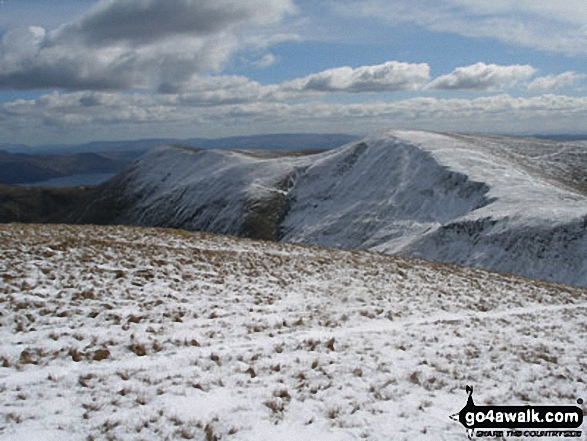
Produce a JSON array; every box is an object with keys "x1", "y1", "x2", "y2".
[
  {"x1": 0, "y1": 150, "x2": 131, "y2": 185},
  {"x1": 533, "y1": 134, "x2": 587, "y2": 141},
  {"x1": 0, "y1": 133, "x2": 359, "y2": 154},
  {"x1": 0, "y1": 133, "x2": 358, "y2": 185},
  {"x1": 0, "y1": 184, "x2": 93, "y2": 223}
]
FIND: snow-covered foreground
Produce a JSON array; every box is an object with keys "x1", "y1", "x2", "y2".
[{"x1": 0, "y1": 224, "x2": 586, "y2": 440}]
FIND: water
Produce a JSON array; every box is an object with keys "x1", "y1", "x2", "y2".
[{"x1": 17, "y1": 173, "x2": 116, "y2": 187}]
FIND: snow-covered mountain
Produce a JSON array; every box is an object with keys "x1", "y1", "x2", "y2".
[
  {"x1": 74, "y1": 131, "x2": 587, "y2": 287},
  {"x1": 1, "y1": 224, "x2": 585, "y2": 440}
]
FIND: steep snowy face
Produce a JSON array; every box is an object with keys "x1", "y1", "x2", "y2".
[
  {"x1": 278, "y1": 131, "x2": 587, "y2": 286},
  {"x1": 382, "y1": 131, "x2": 587, "y2": 286},
  {"x1": 94, "y1": 146, "x2": 315, "y2": 240},
  {"x1": 279, "y1": 137, "x2": 493, "y2": 250},
  {"x1": 391, "y1": 131, "x2": 587, "y2": 222}
]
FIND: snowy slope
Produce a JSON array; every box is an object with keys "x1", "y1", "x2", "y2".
[
  {"x1": 283, "y1": 130, "x2": 587, "y2": 286},
  {"x1": 1, "y1": 224, "x2": 586, "y2": 441},
  {"x1": 376, "y1": 131, "x2": 587, "y2": 286},
  {"x1": 278, "y1": 136, "x2": 493, "y2": 251},
  {"x1": 77, "y1": 146, "x2": 315, "y2": 240},
  {"x1": 74, "y1": 131, "x2": 587, "y2": 287}
]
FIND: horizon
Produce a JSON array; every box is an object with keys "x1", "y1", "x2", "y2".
[
  {"x1": 4, "y1": 130, "x2": 587, "y2": 150},
  {"x1": 1, "y1": 1, "x2": 587, "y2": 145}
]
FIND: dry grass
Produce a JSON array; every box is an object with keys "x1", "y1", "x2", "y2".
[{"x1": 0, "y1": 223, "x2": 585, "y2": 439}]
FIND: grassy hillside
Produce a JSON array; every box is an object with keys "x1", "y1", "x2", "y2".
[
  {"x1": 0, "y1": 185, "x2": 93, "y2": 223},
  {"x1": 0, "y1": 224, "x2": 585, "y2": 440}
]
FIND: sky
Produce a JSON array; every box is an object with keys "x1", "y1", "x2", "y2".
[{"x1": 0, "y1": 0, "x2": 587, "y2": 145}]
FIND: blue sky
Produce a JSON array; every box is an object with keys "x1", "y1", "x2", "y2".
[{"x1": 0, "y1": 0, "x2": 586, "y2": 145}]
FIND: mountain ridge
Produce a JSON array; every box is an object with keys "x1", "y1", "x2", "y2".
[{"x1": 63, "y1": 130, "x2": 587, "y2": 287}]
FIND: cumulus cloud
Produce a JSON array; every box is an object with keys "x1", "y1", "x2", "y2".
[
  {"x1": 282, "y1": 61, "x2": 431, "y2": 93},
  {"x1": 3, "y1": 90, "x2": 587, "y2": 144},
  {"x1": 527, "y1": 72, "x2": 586, "y2": 92},
  {"x1": 169, "y1": 75, "x2": 275, "y2": 105},
  {"x1": 0, "y1": 26, "x2": 141, "y2": 90},
  {"x1": 149, "y1": 61, "x2": 433, "y2": 103},
  {"x1": 0, "y1": 0, "x2": 295, "y2": 91},
  {"x1": 157, "y1": 61, "x2": 432, "y2": 100},
  {"x1": 55, "y1": 0, "x2": 296, "y2": 47},
  {"x1": 427, "y1": 62, "x2": 536, "y2": 91}
]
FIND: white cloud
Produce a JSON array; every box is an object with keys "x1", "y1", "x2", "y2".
[
  {"x1": 0, "y1": 0, "x2": 296, "y2": 91},
  {"x1": 0, "y1": 26, "x2": 145, "y2": 90},
  {"x1": 2, "y1": 50, "x2": 584, "y2": 143},
  {"x1": 172, "y1": 75, "x2": 275, "y2": 104},
  {"x1": 427, "y1": 63, "x2": 536, "y2": 91},
  {"x1": 332, "y1": 0, "x2": 587, "y2": 55},
  {"x1": 528, "y1": 72, "x2": 586, "y2": 92},
  {"x1": 448, "y1": 0, "x2": 587, "y2": 25},
  {"x1": 282, "y1": 61, "x2": 431, "y2": 93},
  {"x1": 252, "y1": 53, "x2": 278, "y2": 69},
  {"x1": 173, "y1": 61, "x2": 432, "y2": 103},
  {"x1": 3, "y1": 91, "x2": 587, "y2": 144},
  {"x1": 157, "y1": 61, "x2": 432, "y2": 99},
  {"x1": 2, "y1": 61, "x2": 583, "y2": 136},
  {"x1": 55, "y1": 0, "x2": 296, "y2": 47}
]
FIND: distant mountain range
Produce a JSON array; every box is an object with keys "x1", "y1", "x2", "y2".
[
  {"x1": 0, "y1": 150, "x2": 134, "y2": 185},
  {"x1": 1, "y1": 133, "x2": 360, "y2": 154},
  {"x1": 0, "y1": 133, "x2": 358, "y2": 185}
]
